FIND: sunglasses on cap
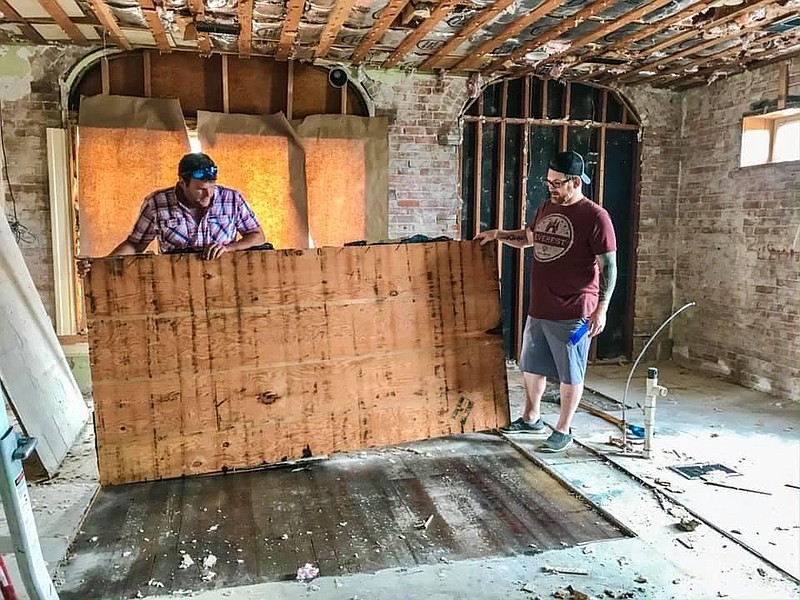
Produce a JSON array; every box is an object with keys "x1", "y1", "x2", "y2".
[{"x1": 182, "y1": 166, "x2": 218, "y2": 181}]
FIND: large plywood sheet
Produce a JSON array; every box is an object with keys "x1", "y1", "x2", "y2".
[{"x1": 84, "y1": 242, "x2": 508, "y2": 485}]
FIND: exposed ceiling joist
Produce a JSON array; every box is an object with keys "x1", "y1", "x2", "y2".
[
  {"x1": 138, "y1": 0, "x2": 171, "y2": 52},
  {"x1": 619, "y1": 6, "x2": 796, "y2": 84},
  {"x1": 544, "y1": 0, "x2": 677, "y2": 64},
  {"x1": 383, "y1": 0, "x2": 458, "y2": 69},
  {"x1": 644, "y1": 0, "x2": 776, "y2": 58},
  {"x1": 188, "y1": 0, "x2": 211, "y2": 55},
  {"x1": 0, "y1": 0, "x2": 47, "y2": 43},
  {"x1": 276, "y1": 0, "x2": 304, "y2": 60},
  {"x1": 640, "y1": 28, "x2": 789, "y2": 85},
  {"x1": 570, "y1": 0, "x2": 716, "y2": 72},
  {"x1": 484, "y1": 0, "x2": 614, "y2": 75},
  {"x1": 350, "y1": 0, "x2": 410, "y2": 65},
  {"x1": 238, "y1": 0, "x2": 252, "y2": 57},
  {"x1": 85, "y1": 0, "x2": 132, "y2": 49},
  {"x1": 419, "y1": 0, "x2": 518, "y2": 70},
  {"x1": 37, "y1": 0, "x2": 88, "y2": 43},
  {"x1": 316, "y1": 0, "x2": 359, "y2": 58},
  {"x1": 454, "y1": 0, "x2": 566, "y2": 71}
]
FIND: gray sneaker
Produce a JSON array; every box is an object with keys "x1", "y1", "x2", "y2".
[
  {"x1": 537, "y1": 430, "x2": 573, "y2": 452},
  {"x1": 499, "y1": 417, "x2": 545, "y2": 434}
]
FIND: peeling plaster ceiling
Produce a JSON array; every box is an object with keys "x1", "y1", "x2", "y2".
[{"x1": 0, "y1": 0, "x2": 798, "y2": 88}]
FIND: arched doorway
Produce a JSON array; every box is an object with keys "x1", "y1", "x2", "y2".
[{"x1": 460, "y1": 77, "x2": 641, "y2": 361}]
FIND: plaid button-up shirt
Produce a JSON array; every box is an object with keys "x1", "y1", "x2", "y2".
[{"x1": 127, "y1": 185, "x2": 261, "y2": 253}]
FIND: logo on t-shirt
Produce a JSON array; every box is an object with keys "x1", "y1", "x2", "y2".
[{"x1": 533, "y1": 213, "x2": 573, "y2": 262}]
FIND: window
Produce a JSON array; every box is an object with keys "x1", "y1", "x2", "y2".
[{"x1": 740, "y1": 109, "x2": 800, "y2": 167}]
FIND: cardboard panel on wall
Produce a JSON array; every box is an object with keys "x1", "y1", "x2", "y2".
[
  {"x1": 197, "y1": 111, "x2": 309, "y2": 249},
  {"x1": 77, "y1": 95, "x2": 190, "y2": 257},
  {"x1": 84, "y1": 242, "x2": 508, "y2": 485},
  {"x1": 295, "y1": 115, "x2": 389, "y2": 245}
]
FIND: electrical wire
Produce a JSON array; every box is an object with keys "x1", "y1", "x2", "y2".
[
  {"x1": 0, "y1": 98, "x2": 36, "y2": 245},
  {"x1": 621, "y1": 301, "x2": 696, "y2": 447}
]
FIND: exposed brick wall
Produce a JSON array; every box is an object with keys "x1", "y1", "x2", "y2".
[
  {"x1": 1, "y1": 46, "x2": 90, "y2": 320},
  {"x1": 623, "y1": 85, "x2": 684, "y2": 360},
  {"x1": 365, "y1": 70, "x2": 469, "y2": 239},
  {"x1": 671, "y1": 58, "x2": 800, "y2": 401}
]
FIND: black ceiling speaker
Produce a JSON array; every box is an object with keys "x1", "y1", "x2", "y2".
[{"x1": 328, "y1": 67, "x2": 349, "y2": 89}]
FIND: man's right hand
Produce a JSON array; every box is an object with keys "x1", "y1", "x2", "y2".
[{"x1": 474, "y1": 229, "x2": 500, "y2": 245}]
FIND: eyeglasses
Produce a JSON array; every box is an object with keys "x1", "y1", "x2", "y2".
[
  {"x1": 183, "y1": 166, "x2": 218, "y2": 181},
  {"x1": 543, "y1": 178, "x2": 573, "y2": 188}
]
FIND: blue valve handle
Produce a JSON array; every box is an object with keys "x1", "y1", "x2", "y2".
[{"x1": 569, "y1": 319, "x2": 590, "y2": 345}]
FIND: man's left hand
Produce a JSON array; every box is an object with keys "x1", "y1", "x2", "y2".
[
  {"x1": 588, "y1": 306, "x2": 607, "y2": 338},
  {"x1": 203, "y1": 243, "x2": 228, "y2": 260}
]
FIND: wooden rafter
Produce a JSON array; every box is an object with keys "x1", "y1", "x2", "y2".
[
  {"x1": 483, "y1": 0, "x2": 614, "y2": 75},
  {"x1": 453, "y1": 0, "x2": 565, "y2": 71},
  {"x1": 638, "y1": 28, "x2": 788, "y2": 85},
  {"x1": 569, "y1": 0, "x2": 715, "y2": 72},
  {"x1": 383, "y1": 0, "x2": 458, "y2": 68},
  {"x1": 316, "y1": 0, "x2": 358, "y2": 58},
  {"x1": 188, "y1": 0, "x2": 211, "y2": 55},
  {"x1": 0, "y1": 0, "x2": 46, "y2": 43},
  {"x1": 85, "y1": 0, "x2": 132, "y2": 49},
  {"x1": 672, "y1": 36, "x2": 800, "y2": 89},
  {"x1": 618, "y1": 6, "x2": 795, "y2": 84},
  {"x1": 37, "y1": 0, "x2": 88, "y2": 43},
  {"x1": 420, "y1": 0, "x2": 518, "y2": 70},
  {"x1": 276, "y1": 0, "x2": 304, "y2": 60},
  {"x1": 238, "y1": 0, "x2": 252, "y2": 57},
  {"x1": 542, "y1": 0, "x2": 676, "y2": 65},
  {"x1": 138, "y1": 0, "x2": 171, "y2": 52},
  {"x1": 350, "y1": 0, "x2": 410, "y2": 65}
]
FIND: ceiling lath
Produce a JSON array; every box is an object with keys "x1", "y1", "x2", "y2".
[
  {"x1": 0, "y1": 0, "x2": 47, "y2": 43},
  {"x1": 383, "y1": 0, "x2": 459, "y2": 68},
  {"x1": 350, "y1": 0, "x2": 411, "y2": 65},
  {"x1": 316, "y1": 0, "x2": 359, "y2": 58},
  {"x1": 37, "y1": 0, "x2": 88, "y2": 43},
  {"x1": 138, "y1": 0, "x2": 171, "y2": 52},
  {"x1": 419, "y1": 0, "x2": 518, "y2": 70},
  {"x1": 454, "y1": 0, "x2": 566, "y2": 71},
  {"x1": 85, "y1": 0, "x2": 131, "y2": 50},
  {"x1": 276, "y1": 0, "x2": 304, "y2": 60},
  {"x1": 238, "y1": 0, "x2": 252, "y2": 56}
]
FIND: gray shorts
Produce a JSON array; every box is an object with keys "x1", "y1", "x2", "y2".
[{"x1": 519, "y1": 317, "x2": 591, "y2": 384}]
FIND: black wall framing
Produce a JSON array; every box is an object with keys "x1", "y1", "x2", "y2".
[{"x1": 461, "y1": 77, "x2": 641, "y2": 361}]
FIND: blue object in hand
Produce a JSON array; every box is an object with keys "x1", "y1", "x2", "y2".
[{"x1": 569, "y1": 320, "x2": 590, "y2": 345}]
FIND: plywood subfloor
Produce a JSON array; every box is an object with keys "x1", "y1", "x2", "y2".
[{"x1": 56, "y1": 434, "x2": 627, "y2": 599}]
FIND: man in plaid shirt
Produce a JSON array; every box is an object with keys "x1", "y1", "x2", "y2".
[{"x1": 110, "y1": 153, "x2": 266, "y2": 260}]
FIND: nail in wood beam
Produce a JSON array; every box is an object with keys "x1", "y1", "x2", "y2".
[
  {"x1": 316, "y1": 0, "x2": 358, "y2": 58},
  {"x1": 38, "y1": 0, "x2": 88, "y2": 43},
  {"x1": 0, "y1": 0, "x2": 46, "y2": 43},
  {"x1": 238, "y1": 0, "x2": 252, "y2": 56},
  {"x1": 384, "y1": 0, "x2": 457, "y2": 69},
  {"x1": 453, "y1": 0, "x2": 563, "y2": 72},
  {"x1": 483, "y1": 0, "x2": 614, "y2": 76},
  {"x1": 139, "y1": 0, "x2": 171, "y2": 52},
  {"x1": 421, "y1": 0, "x2": 517, "y2": 70},
  {"x1": 276, "y1": 0, "x2": 304, "y2": 60},
  {"x1": 351, "y1": 0, "x2": 410, "y2": 65},
  {"x1": 86, "y1": 0, "x2": 131, "y2": 49}
]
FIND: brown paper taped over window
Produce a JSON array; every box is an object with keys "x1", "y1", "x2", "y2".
[
  {"x1": 196, "y1": 111, "x2": 309, "y2": 249},
  {"x1": 77, "y1": 95, "x2": 190, "y2": 257},
  {"x1": 294, "y1": 115, "x2": 388, "y2": 246}
]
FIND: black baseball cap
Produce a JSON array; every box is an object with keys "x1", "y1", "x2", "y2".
[{"x1": 549, "y1": 151, "x2": 591, "y2": 185}]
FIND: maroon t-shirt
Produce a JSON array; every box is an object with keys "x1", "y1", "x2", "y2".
[{"x1": 527, "y1": 197, "x2": 616, "y2": 320}]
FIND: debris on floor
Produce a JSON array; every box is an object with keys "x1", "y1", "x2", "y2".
[
  {"x1": 178, "y1": 553, "x2": 194, "y2": 569},
  {"x1": 677, "y1": 517, "x2": 701, "y2": 532},
  {"x1": 542, "y1": 565, "x2": 589, "y2": 575},
  {"x1": 296, "y1": 562, "x2": 320, "y2": 581}
]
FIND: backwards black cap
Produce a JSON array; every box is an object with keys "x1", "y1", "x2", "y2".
[{"x1": 549, "y1": 151, "x2": 591, "y2": 185}]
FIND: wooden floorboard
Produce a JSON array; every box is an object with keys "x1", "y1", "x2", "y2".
[{"x1": 56, "y1": 434, "x2": 628, "y2": 599}]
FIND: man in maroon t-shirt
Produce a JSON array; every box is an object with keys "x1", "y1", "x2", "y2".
[{"x1": 477, "y1": 151, "x2": 617, "y2": 452}]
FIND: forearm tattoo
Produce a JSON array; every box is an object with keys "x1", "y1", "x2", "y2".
[{"x1": 598, "y1": 251, "x2": 618, "y2": 304}]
